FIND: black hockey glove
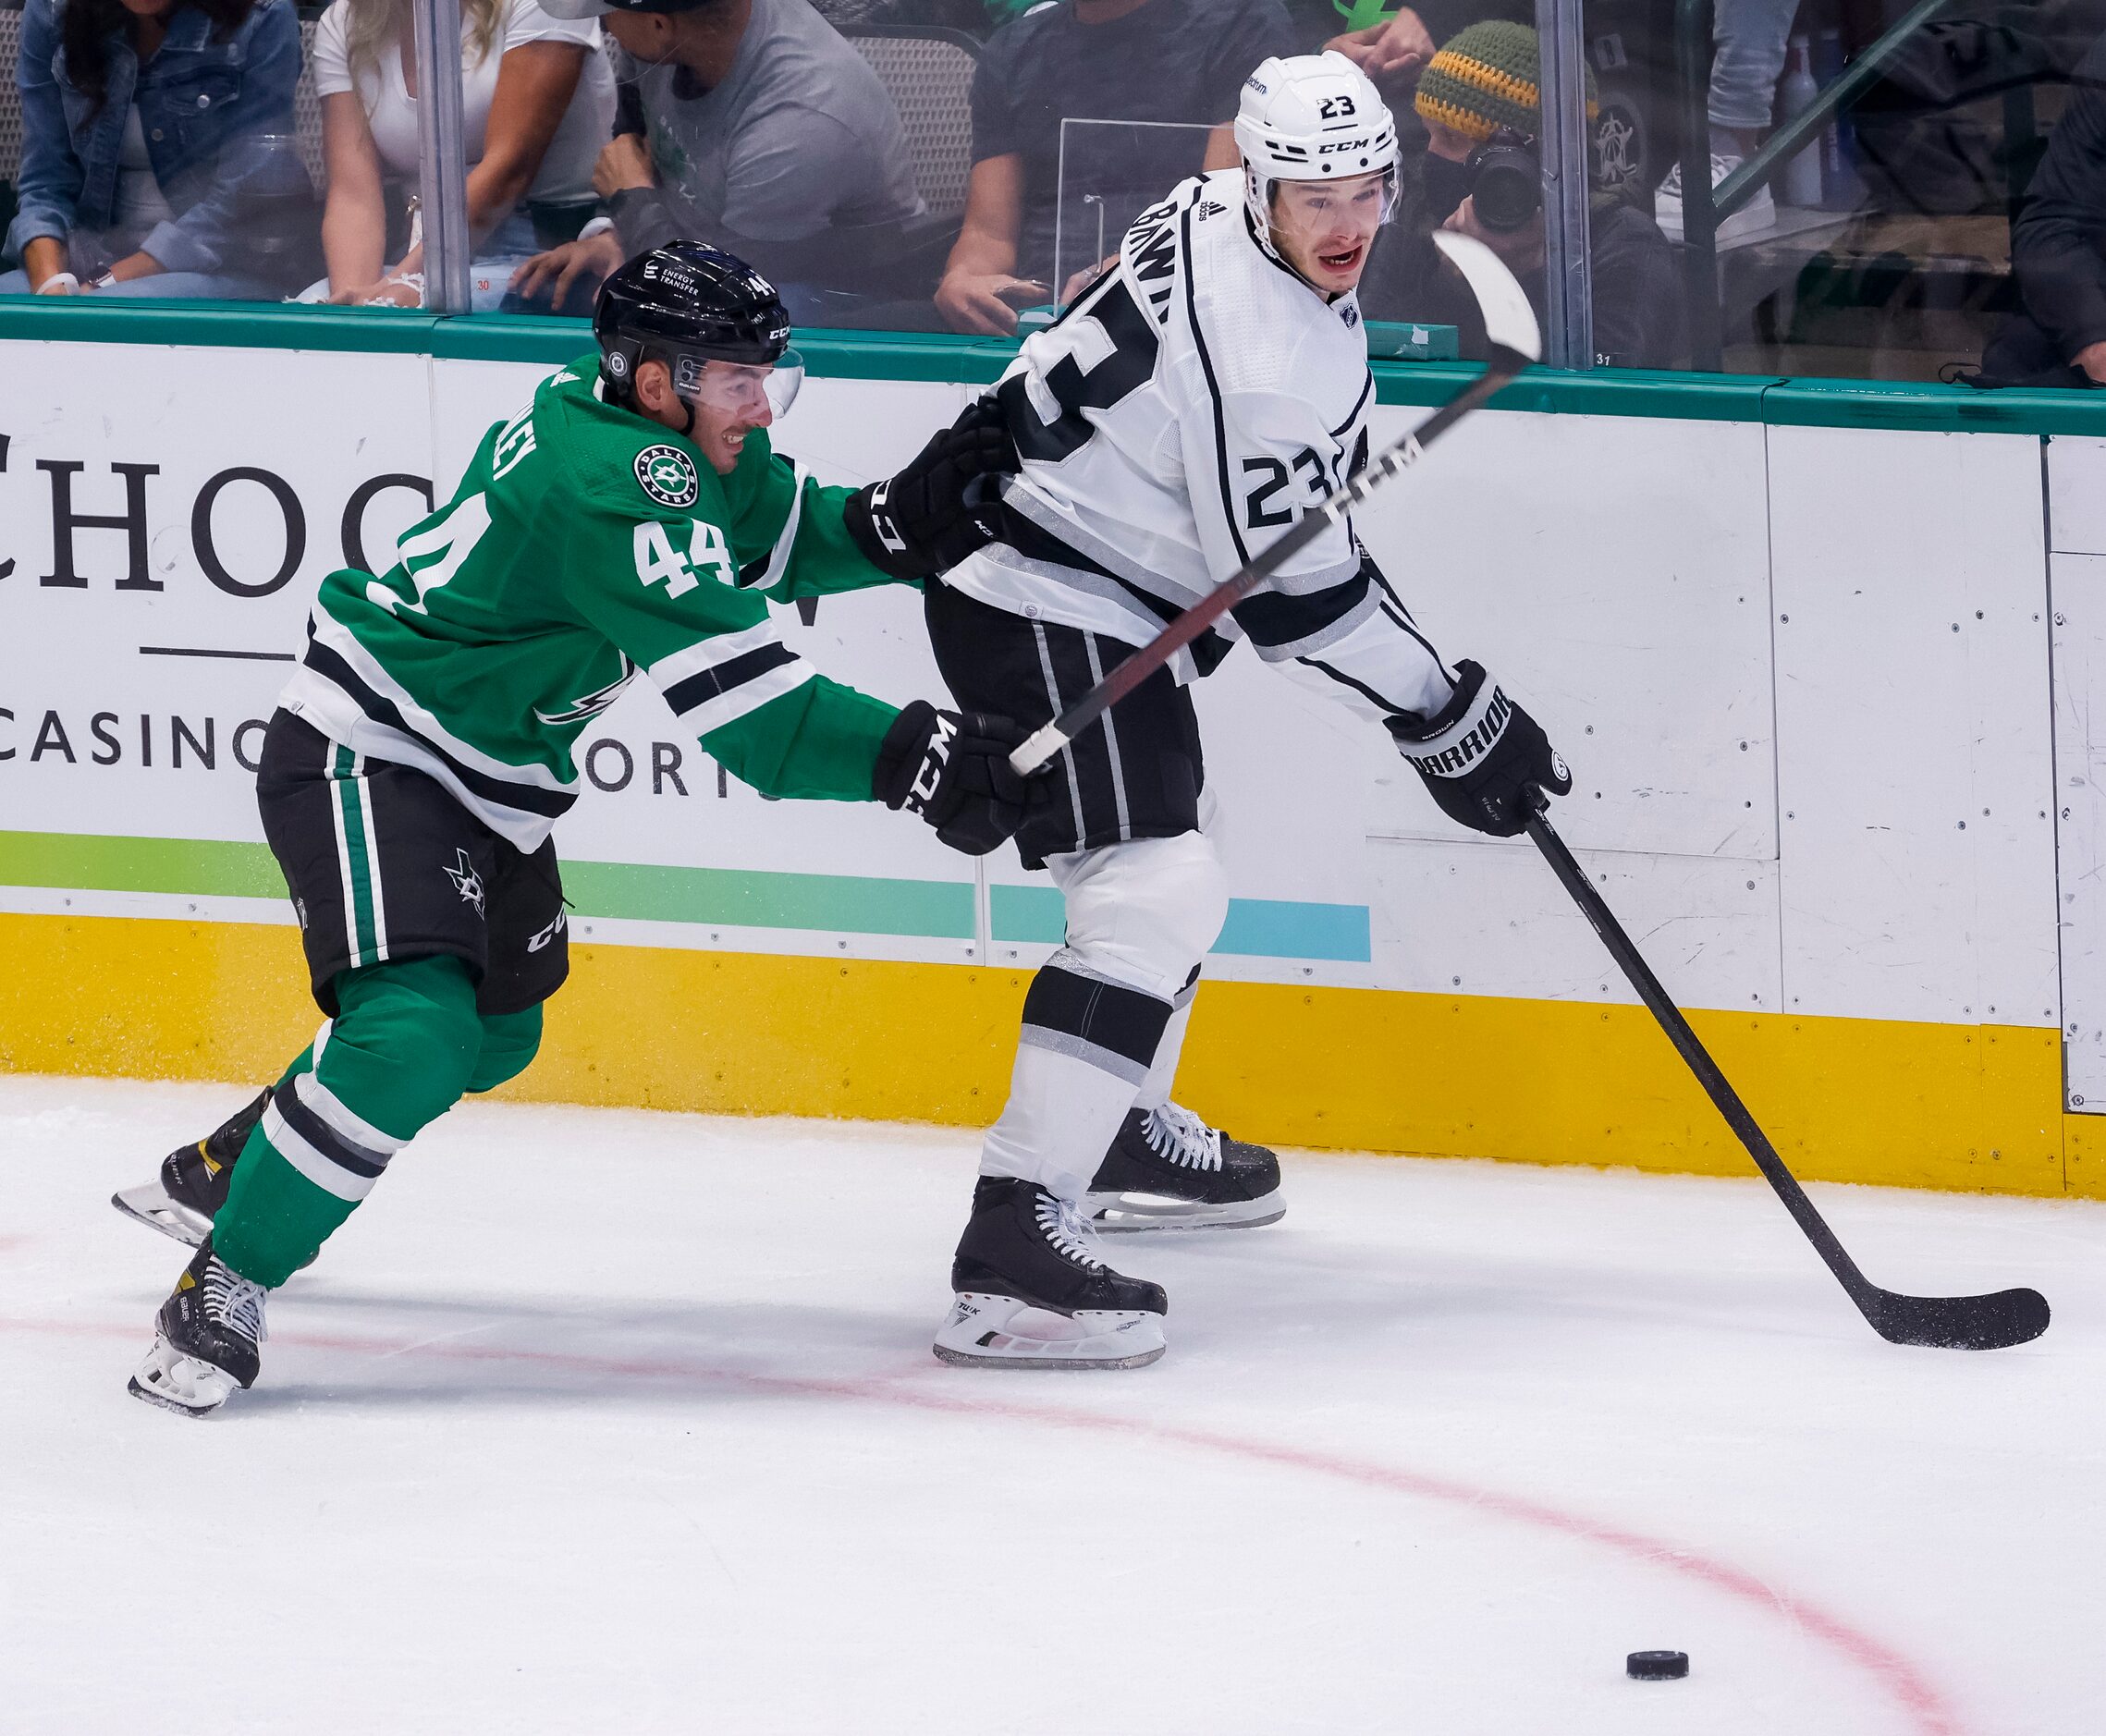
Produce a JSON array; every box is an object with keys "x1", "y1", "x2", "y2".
[
  {"x1": 875, "y1": 702, "x2": 1044, "y2": 856},
  {"x1": 1389, "y1": 659, "x2": 1572, "y2": 838},
  {"x1": 842, "y1": 396, "x2": 1018, "y2": 581}
]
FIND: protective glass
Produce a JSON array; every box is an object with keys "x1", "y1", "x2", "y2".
[
  {"x1": 672, "y1": 350, "x2": 805, "y2": 422},
  {"x1": 1052, "y1": 118, "x2": 1214, "y2": 312}
]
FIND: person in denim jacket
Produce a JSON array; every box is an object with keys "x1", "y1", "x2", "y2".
[{"x1": 2, "y1": 0, "x2": 312, "y2": 297}]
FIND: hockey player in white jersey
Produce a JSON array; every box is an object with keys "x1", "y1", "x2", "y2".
[{"x1": 927, "y1": 51, "x2": 1572, "y2": 1370}]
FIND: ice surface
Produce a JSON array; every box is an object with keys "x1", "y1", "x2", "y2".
[{"x1": 3, "y1": 1073, "x2": 2102, "y2": 1735}]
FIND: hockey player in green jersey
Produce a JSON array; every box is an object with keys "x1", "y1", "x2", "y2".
[{"x1": 122, "y1": 243, "x2": 1035, "y2": 1416}]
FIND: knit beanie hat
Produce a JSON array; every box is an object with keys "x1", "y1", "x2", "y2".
[{"x1": 1414, "y1": 21, "x2": 1598, "y2": 144}]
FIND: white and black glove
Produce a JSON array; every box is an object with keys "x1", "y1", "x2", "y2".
[
  {"x1": 843, "y1": 397, "x2": 1017, "y2": 581},
  {"x1": 1389, "y1": 659, "x2": 1571, "y2": 837},
  {"x1": 874, "y1": 702, "x2": 1044, "y2": 856}
]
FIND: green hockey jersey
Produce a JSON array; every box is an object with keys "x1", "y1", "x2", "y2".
[{"x1": 280, "y1": 356, "x2": 908, "y2": 850}]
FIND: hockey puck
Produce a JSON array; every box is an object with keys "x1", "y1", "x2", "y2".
[{"x1": 1626, "y1": 1650, "x2": 1688, "y2": 1681}]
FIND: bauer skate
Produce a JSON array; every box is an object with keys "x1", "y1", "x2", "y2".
[
  {"x1": 1085, "y1": 1103, "x2": 1284, "y2": 1232},
  {"x1": 129, "y1": 1237, "x2": 269, "y2": 1418},
  {"x1": 111, "y1": 1089, "x2": 269, "y2": 1246},
  {"x1": 934, "y1": 1178, "x2": 1168, "y2": 1370}
]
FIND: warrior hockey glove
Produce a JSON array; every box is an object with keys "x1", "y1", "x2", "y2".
[
  {"x1": 875, "y1": 702, "x2": 1042, "y2": 856},
  {"x1": 843, "y1": 396, "x2": 1017, "y2": 581},
  {"x1": 1390, "y1": 659, "x2": 1572, "y2": 838}
]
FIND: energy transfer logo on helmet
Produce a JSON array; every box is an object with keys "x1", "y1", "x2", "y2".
[{"x1": 1234, "y1": 51, "x2": 1400, "y2": 267}]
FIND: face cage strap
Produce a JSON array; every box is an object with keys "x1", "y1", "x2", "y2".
[{"x1": 604, "y1": 339, "x2": 705, "y2": 436}]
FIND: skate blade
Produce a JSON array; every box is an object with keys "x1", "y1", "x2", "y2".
[
  {"x1": 127, "y1": 1335, "x2": 240, "y2": 1417},
  {"x1": 932, "y1": 1294, "x2": 1166, "y2": 1371},
  {"x1": 1086, "y1": 1188, "x2": 1286, "y2": 1233},
  {"x1": 110, "y1": 1181, "x2": 210, "y2": 1248}
]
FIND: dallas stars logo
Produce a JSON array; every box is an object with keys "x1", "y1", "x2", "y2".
[
  {"x1": 635, "y1": 444, "x2": 700, "y2": 508},
  {"x1": 443, "y1": 849, "x2": 486, "y2": 918}
]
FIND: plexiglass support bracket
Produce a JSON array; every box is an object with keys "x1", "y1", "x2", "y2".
[
  {"x1": 411, "y1": 0, "x2": 474, "y2": 315},
  {"x1": 1535, "y1": 0, "x2": 1595, "y2": 371}
]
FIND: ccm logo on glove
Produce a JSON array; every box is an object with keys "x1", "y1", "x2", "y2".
[
  {"x1": 905, "y1": 711, "x2": 955, "y2": 810},
  {"x1": 875, "y1": 701, "x2": 1047, "y2": 856},
  {"x1": 863, "y1": 478, "x2": 912, "y2": 558},
  {"x1": 843, "y1": 397, "x2": 1020, "y2": 581}
]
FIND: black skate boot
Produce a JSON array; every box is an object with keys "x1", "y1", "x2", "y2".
[
  {"x1": 934, "y1": 1177, "x2": 1169, "y2": 1370},
  {"x1": 1086, "y1": 1103, "x2": 1285, "y2": 1232},
  {"x1": 111, "y1": 1089, "x2": 269, "y2": 1246},
  {"x1": 128, "y1": 1236, "x2": 270, "y2": 1417}
]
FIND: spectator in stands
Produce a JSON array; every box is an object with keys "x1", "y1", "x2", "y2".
[
  {"x1": 1314, "y1": 0, "x2": 1524, "y2": 82},
  {"x1": 1359, "y1": 20, "x2": 1679, "y2": 368},
  {"x1": 1652, "y1": 0, "x2": 1794, "y2": 242},
  {"x1": 805, "y1": 0, "x2": 982, "y2": 32},
  {"x1": 298, "y1": 0, "x2": 615, "y2": 309},
  {"x1": 508, "y1": 0, "x2": 922, "y2": 318},
  {"x1": 3, "y1": 0, "x2": 310, "y2": 297},
  {"x1": 1984, "y1": 31, "x2": 2106, "y2": 389},
  {"x1": 932, "y1": 0, "x2": 1294, "y2": 336}
]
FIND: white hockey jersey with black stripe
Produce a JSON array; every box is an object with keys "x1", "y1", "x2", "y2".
[{"x1": 942, "y1": 167, "x2": 1454, "y2": 729}]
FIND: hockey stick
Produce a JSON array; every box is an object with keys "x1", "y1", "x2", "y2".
[
  {"x1": 1524, "y1": 807, "x2": 2051, "y2": 1351},
  {"x1": 1010, "y1": 232, "x2": 1541, "y2": 777}
]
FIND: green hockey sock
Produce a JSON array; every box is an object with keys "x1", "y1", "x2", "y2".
[
  {"x1": 214, "y1": 957, "x2": 487, "y2": 1287},
  {"x1": 468, "y1": 1004, "x2": 543, "y2": 1094}
]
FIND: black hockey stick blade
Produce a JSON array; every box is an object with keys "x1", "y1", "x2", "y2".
[
  {"x1": 1863, "y1": 1285, "x2": 2051, "y2": 1352},
  {"x1": 1009, "y1": 241, "x2": 1541, "y2": 777},
  {"x1": 1523, "y1": 808, "x2": 2050, "y2": 1351}
]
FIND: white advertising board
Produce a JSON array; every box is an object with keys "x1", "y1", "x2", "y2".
[{"x1": 0, "y1": 340, "x2": 2072, "y2": 1034}]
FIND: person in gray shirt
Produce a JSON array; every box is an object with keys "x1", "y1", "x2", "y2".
[{"x1": 512, "y1": 0, "x2": 921, "y2": 316}]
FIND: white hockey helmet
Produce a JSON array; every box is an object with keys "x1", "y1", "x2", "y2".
[{"x1": 1234, "y1": 52, "x2": 1400, "y2": 259}]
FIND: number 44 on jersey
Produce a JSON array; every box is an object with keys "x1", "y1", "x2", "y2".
[{"x1": 633, "y1": 520, "x2": 736, "y2": 599}]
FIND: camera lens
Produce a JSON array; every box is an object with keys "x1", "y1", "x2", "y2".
[{"x1": 1472, "y1": 145, "x2": 1542, "y2": 232}]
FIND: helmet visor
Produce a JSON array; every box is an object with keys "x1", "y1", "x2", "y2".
[
  {"x1": 1268, "y1": 168, "x2": 1398, "y2": 245},
  {"x1": 671, "y1": 349, "x2": 804, "y2": 422}
]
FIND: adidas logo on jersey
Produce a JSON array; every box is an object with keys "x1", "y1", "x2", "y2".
[{"x1": 1198, "y1": 200, "x2": 1228, "y2": 218}]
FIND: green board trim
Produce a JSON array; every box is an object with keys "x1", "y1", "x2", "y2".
[
  {"x1": 8, "y1": 295, "x2": 2106, "y2": 434},
  {"x1": 0, "y1": 831, "x2": 289, "y2": 900},
  {"x1": 989, "y1": 882, "x2": 1372, "y2": 962},
  {"x1": 559, "y1": 859, "x2": 973, "y2": 939},
  {"x1": 0, "y1": 830, "x2": 973, "y2": 940},
  {"x1": 0, "y1": 828, "x2": 1370, "y2": 953}
]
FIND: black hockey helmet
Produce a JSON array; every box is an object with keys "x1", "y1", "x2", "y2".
[{"x1": 593, "y1": 242, "x2": 800, "y2": 414}]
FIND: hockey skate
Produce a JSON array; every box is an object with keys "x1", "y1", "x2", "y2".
[
  {"x1": 111, "y1": 1089, "x2": 269, "y2": 1247},
  {"x1": 128, "y1": 1237, "x2": 269, "y2": 1418},
  {"x1": 1086, "y1": 1103, "x2": 1285, "y2": 1232},
  {"x1": 934, "y1": 1177, "x2": 1168, "y2": 1370}
]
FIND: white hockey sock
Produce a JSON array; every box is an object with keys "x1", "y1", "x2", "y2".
[
  {"x1": 978, "y1": 833, "x2": 1227, "y2": 1199},
  {"x1": 1133, "y1": 975, "x2": 1199, "y2": 1114},
  {"x1": 978, "y1": 1008, "x2": 1157, "y2": 1202}
]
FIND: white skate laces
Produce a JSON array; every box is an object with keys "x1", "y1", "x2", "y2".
[
  {"x1": 204, "y1": 1255, "x2": 269, "y2": 1345},
  {"x1": 1036, "y1": 1192, "x2": 1108, "y2": 1269},
  {"x1": 1143, "y1": 1104, "x2": 1224, "y2": 1172}
]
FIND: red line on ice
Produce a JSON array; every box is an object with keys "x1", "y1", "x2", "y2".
[{"x1": 18, "y1": 1314, "x2": 1962, "y2": 1735}]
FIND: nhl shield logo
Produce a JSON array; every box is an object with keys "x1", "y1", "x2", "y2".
[{"x1": 635, "y1": 444, "x2": 700, "y2": 509}]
